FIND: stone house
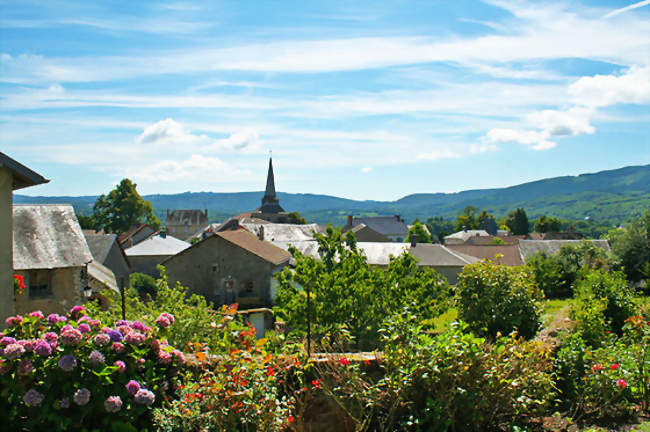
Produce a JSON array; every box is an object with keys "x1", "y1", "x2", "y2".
[
  {"x1": 165, "y1": 209, "x2": 209, "y2": 240},
  {"x1": 124, "y1": 232, "x2": 190, "y2": 278},
  {"x1": 0, "y1": 152, "x2": 49, "y2": 323},
  {"x1": 84, "y1": 233, "x2": 131, "y2": 287},
  {"x1": 163, "y1": 229, "x2": 291, "y2": 309},
  {"x1": 343, "y1": 215, "x2": 409, "y2": 242},
  {"x1": 13, "y1": 204, "x2": 93, "y2": 315}
]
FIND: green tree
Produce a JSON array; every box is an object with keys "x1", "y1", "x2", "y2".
[
  {"x1": 478, "y1": 210, "x2": 497, "y2": 235},
  {"x1": 534, "y1": 215, "x2": 562, "y2": 233},
  {"x1": 505, "y1": 208, "x2": 530, "y2": 235},
  {"x1": 455, "y1": 205, "x2": 479, "y2": 231},
  {"x1": 274, "y1": 228, "x2": 450, "y2": 349},
  {"x1": 130, "y1": 272, "x2": 157, "y2": 298},
  {"x1": 287, "y1": 211, "x2": 307, "y2": 225},
  {"x1": 405, "y1": 220, "x2": 432, "y2": 243},
  {"x1": 607, "y1": 209, "x2": 650, "y2": 283},
  {"x1": 425, "y1": 216, "x2": 454, "y2": 243},
  {"x1": 92, "y1": 178, "x2": 161, "y2": 234},
  {"x1": 76, "y1": 213, "x2": 95, "y2": 230}
]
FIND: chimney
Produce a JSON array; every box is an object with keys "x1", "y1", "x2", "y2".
[
  {"x1": 258, "y1": 226, "x2": 265, "y2": 241},
  {"x1": 160, "y1": 231, "x2": 167, "y2": 239},
  {"x1": 410, "y1": 239, "x2": 416, "y2": 248},
  {"x1": 166, "y1": 209, "x2": 170, "y2": 218},
  {"x1": 463, "y1": 225, "x2": 467, "y2": 232},
  {"x1": 347, "y1": 215, "x2": 353, "y2": 226}
]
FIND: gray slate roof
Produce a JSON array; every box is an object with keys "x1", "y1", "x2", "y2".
[
  {"x1": 239, "y1": 218, "x2": 322, "y2": 242},
  {"x1": 518, "y1": 240, "x2": 611, "y2": 263},
  {"x1": 84, "y1": 233, "x2": 118, "y2": 263},
  {"x1": 88, "y1": 260, "x2": 119, "y2": 293},
  {"x1": 13, "y1": 204, "x2": 93, "y2": 270},
  {"x1": 0, "y1": 152, "x2": 49, "y2": 191},
  {"x1": 124, "y1": 233, "x2": 191, "y2": 256},
  {"x1": 410, "y1": 244, "x2": 480, "y2": 266},
  {"x1": 351, "y1": 216, "x2": 408, "y2": 237},
  {"x1": 444, "y1": 230, "x2": 490, "y2": 243}
]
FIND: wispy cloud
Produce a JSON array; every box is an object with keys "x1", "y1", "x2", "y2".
[{"x1": 604, "y1": 0, "x2": 650, "y2": 18}]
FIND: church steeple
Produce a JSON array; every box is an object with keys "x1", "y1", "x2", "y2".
[{"x1": 258, "y1": 157, "x2": 285, "y2": 214}]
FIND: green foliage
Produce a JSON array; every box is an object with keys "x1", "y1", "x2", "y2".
[
  {"x1": 425, "y1": 216, "x2": 454, "y2": 243},
  {"x1": 86, "y1": 268, "x2": 246, "y2": 354},
  {"x1": 75, "y1": 213, "x2": 95, "y2": 230},
  {"x1": 456, "y1": 259, "x2": 544, "y2": 339},
  {"x1": 608, "y1": 209, "x2": 650, "y2": 283},
  {"x1": 92, "y1": 178, "x2": 161, "y2": 234},
  {"x1": 490, "y1": 236, "x2": 506, "y2": 245},
  {"x1": 130, "y1": 272, "x2": 157, "y2": 299},
  {"x1": 274, "y1": 228, "x2": 451, "y2": 349},
  {"x1": 324, "y1": 312, "x2": 556, "y2": 431},
  {"x1": 287, "y1": 211, "x2": 307, "y2": 225},
  {"x1": 0, "y1": 306, "x2": 182, "y2": 431},
  {"x1": 455, "y1": 205, "x2": 479, "y2": 231},
  {"x1": 534, "y1": 215, "x2": 562, "y2": 233},
  {"x1": 573, "y1": 269, "x2": 637, "y2": 337},
  {"x1": 405, "y1": 220, "x2": 432, "y2": 243},
  {"x1": 505, "y1": 208, "x2": 530, "y2": 235},
  {"x1": 554, "y1": 333, "x2": 588, "y2": 410}
]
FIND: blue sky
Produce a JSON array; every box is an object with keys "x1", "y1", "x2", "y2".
[{"x1": 1, "y1": 0, "x2": 649, "y2": 200}]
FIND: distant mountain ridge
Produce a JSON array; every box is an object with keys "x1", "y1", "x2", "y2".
[{"x1": 14, "y1": 164, "x2": 650, "y2": 226}]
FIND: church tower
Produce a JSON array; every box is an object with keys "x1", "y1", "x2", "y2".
[{"x1": 252, "y1": 157, "x2": 289, "y2": 222}]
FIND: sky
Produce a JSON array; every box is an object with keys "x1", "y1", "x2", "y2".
[{"x1": 1, "y1": 0, "x2": 649, "y2": 201}]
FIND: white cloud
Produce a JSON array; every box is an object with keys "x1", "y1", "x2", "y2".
[
  {"x1": 361, "y1": 167, "x2": 372, "y2": 173},
  {"x1": 604, "y1": 0, "x2": 650, "y2": 18},
  {"x1": 569, "y1": 65, "x2": 650, "y2": 108},
  {"x1": 210, "y1": 129, "x2": 261, "y2": 153},
  {"x1": 526, "y1": 107, "x2": 595, "y2": 137},
  {"x1": 136, "y1": 154, "x2": 245, "y2": 182},
  {"x1": 137, "y1": 118, "x2": 209, "y2": 146},
  {"x1": 484, "y1": 128, "x2": 556, "y2": 151}
]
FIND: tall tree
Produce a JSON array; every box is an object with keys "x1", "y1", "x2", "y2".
[
  {"x1": 534, "y1": 215, "x2": 562, "y2": 233},
  {"x1": 92, "y1": 178, "x2": 161, "y2": 234},
  {"x1": 425, "y1": 216, "x2": 454, "y2": 243},
  {"x1": 608, "y1": 210, "x2": 650, "y2": 282},
  {"x1": 455, "y1": 205, "x2": 479, "y2": 231},
  {"x1": 477, "y1": 210, "x2": 497, "y2": 235},
  {"x1": 505, "y1": 208, "x2": 530, "y2": 235}
]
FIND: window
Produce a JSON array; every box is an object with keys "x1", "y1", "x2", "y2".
[
  {"x1": 240, "y1": 280, "x2": 255, "y2": 296},
  {"x1": 29, "y1": 270, "x2": 53, "y2": 299}
]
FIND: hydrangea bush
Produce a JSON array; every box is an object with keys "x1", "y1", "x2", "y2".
[{"x1": 0, "y1": 306, "x2": 184, "y2": 431}]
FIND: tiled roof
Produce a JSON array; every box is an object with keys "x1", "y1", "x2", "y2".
[
  {"x1": 124, "y1": 233, "x2": 191, "y2": 256},
  {"x1": 350, "y1": 216, "x2": 408, "y2": 237},
  {"x1": 216, "y1": 229, "x2": 291, "y2": 265},
  {"x1": 446, "y1": 244, "x2": 524, "y2": 266},
  {"x1": 239, "y1": 218, "x2": 322, "y2": 242},
  {"x1": 13, "y1": 204, "x2": 93, "y2": 269}
]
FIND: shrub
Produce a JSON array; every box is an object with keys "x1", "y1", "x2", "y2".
[
  {"x1": 573, "y1": 269, "x2": 636, "y2": 335},
  {"x1": 456, "y1": 260, "x2": 544, "y2": 339},
  {"x1": 153, "y1": 324, "x2": 301, "y2": 432},
  {"x1": 130, "y1": 272, "x2": 157, "y2": 299},
  {"x1": 554, "y1": 333, "x2": 588, "y2": 410},
  {"x1": 0, "y1": 306, "x2": 183, "y2": 431},
  {"x1": 526, "y1": 252, "x2": 573, "y2": 298}
]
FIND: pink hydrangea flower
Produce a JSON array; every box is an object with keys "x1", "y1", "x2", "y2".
[
  {"x1": 617, "y1": 379, "x2": 627, "y2": 389},
  {"x1": 88, "y1": 350, "x2": 105, "y2": 365},
  {"x1": 58, "y1": 355, "x2": 77, "y2": 372},
  {"x1": 60, "y1": 329, "x2": 82, "y2": 346},
  {"x1": 130, "y1": 321, "x2": 147, "y2": 332},
  {"x1": 34, "y1": 339, "x2": 52, "y2": 357},
  {"x1": 124, "y1": 332, "x2": 145, "y2": 345},
  {"x1": 77, "y1": 323, "x2": 91, "y2": 334},
  {"x1": 73, "y1": 388, "x2": 91, "y2": 406},
  {"x1": 17, "y1": 339, "x2": 35, "y2": 352},
  {"x1": 93, "y1": 334, "x2": 110, "y2": 347},
  {"x1": 157, "y1": 351, "x2": 172, "y2": 365},
  {"x1": 155, "y1": 315, "x2": 171, "y2": 328},
  {"x1": 43, "y1": 332, "x2": 58, "y2": 344},
  {"x1": 114, "y1": 360, "x2": 126, "y2": 373},
  {"x1": 4, "y1": 343, "x2": 25, "y2": 360},
  {"x1": 104, "y1": 395, "x2": 123, "y2": 413},
  {"x1": 111, "y1": 342, "x2": 126, "y2": 353},
  {"x1": 28, "y1": 311, "x2": 44, "y2": 320},
  {"x1": 61, "y1": 324, "x2": 73, "y2": 333},
  {"x1": 88, "y1": 319, "x2": 101, "y2": 329},
  {"x1": 0, "y1": 336, "x2": 16, "y2": 346},
  {"x1": 69, "y1": 305, "x2": 85, "y2": 319},
  {"x1": 133, "y1": 389, "x2": 155, "y2": 406},
  {"x1": 126, "y1": 380, "x2": 141, "y2": 395},
  {"x1": 160, "y1": 313, "x2": 175, "y2": 325},
  {"x1": 170, "y1": 350, "x2": 185, "y2": 365},
  {"x1": 17, "y1": 359, "x2": 33, "y2": 376},
  {"x1": 5, "y1": 315, "x2": 23, "y2": 327}
]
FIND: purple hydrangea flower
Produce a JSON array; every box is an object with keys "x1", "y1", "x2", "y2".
[
  {"x1": 58, "y1": 355, "x2": 77, "y2": 371},
  {"x1": 77, "y1": 323, "x2": 91, "y2": 334},
  {"x1": 114, "y1": 360, "x2": 126, "y2": 373},
  {"x1": 115, "y1": 320, "x2": 128, "y2": 327},
  {"x1": 35, "y1": 339, "x2": 52, "y2": 357},
  {"x1": 0, "y1": 336, "x2": 16, "y2": 346},
  {"x1": 93, "y1": 333, "x2": 110, "y2": 346},
  {"x1": 107, "y1": 330, "x2": 123, "y2": 342},
  {"x1": 23, "y1": 389, "x2": 44, "y2": 407},
  {"x1": 126, "y1": 380, "x2": 141, "y2": 395},
  {"x1": 130, "y1": 321, "x2": 147, "y2": 332},
  {"x1": 47, "y1": 314, "x2": 60, "y2": 324},
  {"x1": 104, "y1": 395, "x2": 123, "y2": 413},
  {"x1": 4, "y1": 343, "x2": 25, "y2": 360},
  {"x1": 73, "y1": 388, "x2": 91, "y2": 406},
  {"x1": 133, "y1": 389, "x2": 155, "y2": 406},
  {"x1": 88, "y1": 350, "x2": 105, "y2": 365}
]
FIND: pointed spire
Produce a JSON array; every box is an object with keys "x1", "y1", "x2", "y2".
[{"x1": 264, "y1": 158, "x2": 276, "y2": 199}]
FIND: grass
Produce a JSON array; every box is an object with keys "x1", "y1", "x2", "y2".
[{"x1": 541, "y1": 297, "x2": 574, "y2": 327}]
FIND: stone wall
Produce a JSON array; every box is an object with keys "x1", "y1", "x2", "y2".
[{"x1": 14, "y1": 266, "x2": 83, "y2": 315}]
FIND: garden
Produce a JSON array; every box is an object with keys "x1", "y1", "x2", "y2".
[{"x1": 1, "y1": 212, "x2": 649, "y2": 431}]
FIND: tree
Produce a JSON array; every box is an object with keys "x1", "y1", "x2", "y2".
[
  {"x1": 608, "y1": 209, "x2": 650, "y2": 283},
  {"x1": 534, "y1": 215, "x2": 562, "y2": 233},
  {"x1": 287, "y1": 211, "x2": 307, "y2": 225},
  {"x1": 92, "y1": 178, "x2": 161, "y2": 234},
  {"x1": 425, "y1": 216, "x2": 454, "y2": 243},
  {"x1": 455, "y1": 206, "x2": 479, "y2": 231},
  {"x1": 405, "y1": 220, "x2": 432, "y2": 243},
  {"x1": 274, "y1": 228, "x2": 450, "y2": 349},
  {"x1": 76, "y1": 214, "x2": 95, "y2": 230},
  {"x1": 505, "y1": 208, "x2": 530, "y2": 235},
  {"x1": 478, "y1": 210, "x2": 498, "y2": 235}
]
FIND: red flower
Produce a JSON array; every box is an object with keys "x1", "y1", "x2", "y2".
[
  {"x1": 311, "y1": 379, "x2": 322, "y2": 389},
  {"x1": 288, "y1": 415, "x2": 294, "y2": 423},
  {"x1": 617, "y1": 379, "x2": 627, "y2": 389},
  {"x1": 339, "y1": 357, "x2": 350, "y2": 366},
  {"x1": 364, "y1": 360, "x2": 371, "y2": 366},
  {"x1": 611, "y1": 363, "x2": 619, "y2": 370},
  {"x1": 13, "y1": 275, "x2": 25, "y2": 289}
]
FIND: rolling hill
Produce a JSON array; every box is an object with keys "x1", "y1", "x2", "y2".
[{"x1": 14, "y1": 164, "x2": 650, "y2": 227}]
